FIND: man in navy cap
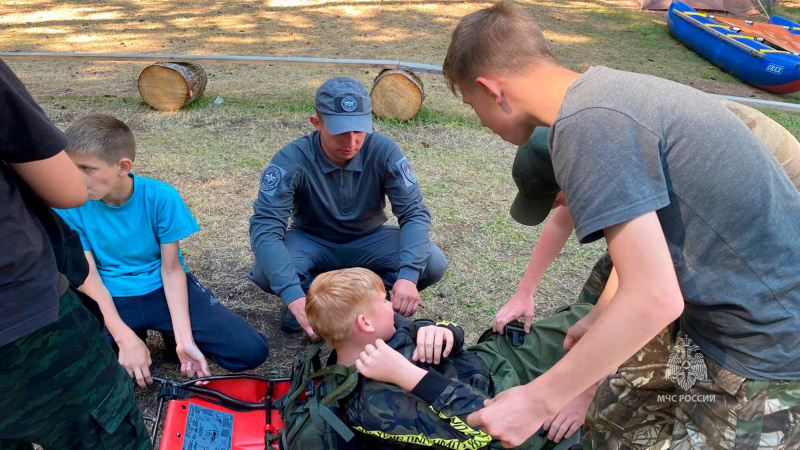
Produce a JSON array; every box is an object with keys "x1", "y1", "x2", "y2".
[{"x1": 249, "y1": 77, "x2": 447, "y2": 338}]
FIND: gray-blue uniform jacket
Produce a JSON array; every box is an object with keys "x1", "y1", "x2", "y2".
[{"x1": 249, "y1": 130, "x2": 432, "y2": 304}]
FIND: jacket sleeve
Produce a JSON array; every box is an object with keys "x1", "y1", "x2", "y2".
[
  {"x1": 381, "y1": 137, "x2": 433, "y2": 285},
  {"x1": 248, "y1": 151, "x2": 305, "y2": 304},
  {"x1": 346, "y1": 376, "x2": 493, "y2": 450}
]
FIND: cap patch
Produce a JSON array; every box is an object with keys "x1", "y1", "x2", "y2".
[
  {"x1": 333, "y1": 96, "x2": 364, "y2": 113},
  {"x1": 260, "y1": 164, "x2": 286, "y2": 197},
  {"x1": 341, "y1": 96, "x2": 358, "y2": 112}
]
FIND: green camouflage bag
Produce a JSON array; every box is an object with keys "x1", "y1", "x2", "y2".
[{"x1": 270, "y1": 340, "x2": 361, "y2": 450}]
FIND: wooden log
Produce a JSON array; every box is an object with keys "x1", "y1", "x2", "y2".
[
  {"x1": 138, "y1": 62, "x2": 207, "y2": 112},
  {"x1": 371, "y1": 69, "x2": 424, "y2": 121},
  {"x1": 720, "y1": 98, "x2": 800, "y2": 190}
]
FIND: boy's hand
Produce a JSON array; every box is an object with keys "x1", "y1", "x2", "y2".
[
  {"x1": 494, "y1": 293, "x2": 534, "y2": 335},
  {"x1": 412, "y1": 325, "x2": 454, "y2": 364},
  {"x1": 391, "y1": 279, "x2": 420, "y2": 317},
  {"x1": 563, "y1": 315, "x2": 594, "y2": 350},
  {"x1": 542, "y1": 386, "x2": 596, "y2": 443},
  {"x1": 176, "y1": 341, "x2": 211, "y2": 379},
  {"x1": 467, "y1": 384, "x2": 555, "y2": 448},
  {"x1": 356, "y1": 339, "x2": 426, "y2": 390},
  {"x1": 117, "y1": 331, "x2": 153, "y2": 388}
]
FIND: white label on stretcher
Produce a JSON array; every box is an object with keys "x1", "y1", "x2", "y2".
[{"x1": 183, "y1": 403, "x2": 234, "y2": 450}]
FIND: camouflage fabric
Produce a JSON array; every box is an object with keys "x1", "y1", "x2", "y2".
[
  {"x1": 585, "y1": 328, "x2": 800, "y2": 450},
  {"x1": 345, "y1": 306, "x2": 593, "y2": 450},
  {"x1": 577, "y1": 251, "x2": 613, "y2": 306},
  {"x1": 0, "y1": 288, "x2": 151, "y2": 450},
  {"x1": 719, "y1": 99, "x2": 800, "y2": 191}
]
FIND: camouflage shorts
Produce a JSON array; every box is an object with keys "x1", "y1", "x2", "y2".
[
  {"x1": 585, "y1": 328, "x2": 800, "y2": 450},
  {"x1": 577, "y1": 251, "x2": 613, "y2": 306},
  {"x1": 0, "y1": 287, "x2": 151, "y2": 450}
]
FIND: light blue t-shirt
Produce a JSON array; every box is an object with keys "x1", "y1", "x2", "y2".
[{"x1": 55, "y1": 174, "x2": 200, "y2": 297}]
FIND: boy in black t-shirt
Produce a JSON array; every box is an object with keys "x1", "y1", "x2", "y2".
[{"x1": 0, "y1": 58, "x2": 151, "y2": 449}]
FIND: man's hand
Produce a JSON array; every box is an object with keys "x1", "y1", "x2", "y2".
[
  {"x1": 356, "y1": 339, "x2": 427, "y2": 390},
  {"x1": 493, "y1": 293, "x2": 534, "y2": 334},
  {"x1": 176, "y1": 340, "x2": 211, "y2": 379},
  {"x1": 391, "y1": 279, "x2": 420, "y2": 317},
  {"x1": 542, "y1": 385, "x2": 596, "y2": 443},
  {"x1": 467, "y1": 384, "x2": 555, "y2": 448},
  {"x1": 412, "y1": 325, "x2": 454, "y2": 364},
  {"x1": 563, "y1": 315, "x2": 595, "y2": 350},
  {"x1": 288, "y1": 297, "x2": 319, "y2": 340},
  {"x1": 116, "y1": 331, "x2": 153, "y2": 388}
]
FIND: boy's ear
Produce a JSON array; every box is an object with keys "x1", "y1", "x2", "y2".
[
  {"x1": 475, "y1": 76, "x2": 505, "y2": 105},
  {"x1": 356, "y1": 313, "x2": 375, "y2": 333},
  {"x1": 117, "y1": 158, "x2": 133, "y2": 176}
]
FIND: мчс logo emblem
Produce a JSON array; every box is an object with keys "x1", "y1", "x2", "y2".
[
  {"x1": 260, "y1": 166, "x2": 282, "y2": 192},
  {"x1": 341, "y1": 96, "x2": 358, "y2": 112},
  {"x1": 666, "y1": 336, "x2": 708, "y2": 390},
  {"x1": 401, "y1": 159, "x2": 417, "y2": 184}
]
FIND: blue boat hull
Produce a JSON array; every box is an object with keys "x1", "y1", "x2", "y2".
[{"x1": 668, "y1": 1, "x2": 800, "y2": 94}]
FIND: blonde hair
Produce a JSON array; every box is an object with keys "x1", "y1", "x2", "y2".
[
  {"x1": 65, "y1": 114, "x2": 136, "y2": 164},
  {"x1": 443, "y1": 0, "x2": 558, "y2": 95},
  {"x1": 306, "y1": 268, "x2": 386, "y2": 348}
]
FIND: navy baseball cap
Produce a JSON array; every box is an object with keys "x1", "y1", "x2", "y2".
[
  {"x1": 510, "y1": 127, "x2": 561, "y2": 226},
  {"x1": 315, "y1": 77, "x2": 373, "y2": 135}
]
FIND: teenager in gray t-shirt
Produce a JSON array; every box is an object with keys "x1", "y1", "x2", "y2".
[
  {"x1": 442, "y1": 2, "x2": 800, "y2": 448},
  {"x1": 551, "y1": 66, "x2": 800, "y2": 381}
]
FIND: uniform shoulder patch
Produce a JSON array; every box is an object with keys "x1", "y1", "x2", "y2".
[
  {"x1": 394, "y1": 157, "x2": 417, "y2": 187},
  {"x1": 260, "y1": 164, "x2": 287, "y2": 197}
]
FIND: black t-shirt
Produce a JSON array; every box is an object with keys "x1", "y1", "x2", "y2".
[{"x1": 0, "y1": 58, "x2": 70, "y2": 346}]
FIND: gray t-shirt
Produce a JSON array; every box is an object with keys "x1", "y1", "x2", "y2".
[{"x1": 550, "y1": 66, "x2": 800, "y2": 380}]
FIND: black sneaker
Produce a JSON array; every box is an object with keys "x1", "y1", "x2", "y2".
[
  {"x1": 160, "y1": 333, "x2": 181, "y2": 364},
  {"x1": 281, "y1": 306, "x2": 303, "y2": 333}
]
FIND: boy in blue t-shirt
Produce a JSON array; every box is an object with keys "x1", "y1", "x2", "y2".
[{"x1": 56, "y1": 114, "x2": 269, "y2": 387}]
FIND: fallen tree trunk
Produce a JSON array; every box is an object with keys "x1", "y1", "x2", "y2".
[
  {"x1": 138, "y1": 62, "x2": 207, "y2": 111},
  {"x1": 371, "y1": 69, "x2": 424, "y2": 121}
]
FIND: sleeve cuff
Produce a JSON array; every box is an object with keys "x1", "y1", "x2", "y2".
[
  {"x1": 281, "y1": 285, "x2": 306, "y2": 304},
  {"x1": 410, "y1": 371, "x2": 451, "y2": 405},
  {"x1": 398, "y1": 267, "x2": 421, "y2": 284}
]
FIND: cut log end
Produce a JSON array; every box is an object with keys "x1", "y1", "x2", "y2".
[
  {"x1": 371, "y1": 69, "x2": 424, "y2": 121},
  {"x1": 138, "y1": 62, "x2": 207, "y2": 112}
]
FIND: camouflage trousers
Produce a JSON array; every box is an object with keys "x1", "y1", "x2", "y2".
[
  {"x1": 0, "y1": 287, "x2": 151, "y2": 450},
  {"x1": 585, "y1": 328, "x2": 800, "y2": 450}
]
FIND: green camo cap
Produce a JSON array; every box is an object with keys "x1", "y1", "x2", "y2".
[{"x1": 510, "y1": 127, "x2": 560, "y2": 226}]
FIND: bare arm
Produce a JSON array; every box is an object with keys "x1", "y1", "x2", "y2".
[
  {"x1": 161, "y1": 242, "x2": 209, "y2": 378},
  {"x1": 469, "y1": 212, "x2": 684, "y2": 447},
  {"x1": 10, "y1": 151, "x2": 86, "y2": 208},
  {"x1": 562, "y1": 266, "x2": 618, "y2": 350},
  {"x1": 79, "y1": 251, "x2": 152, "y2": 387},
  {"x1": 494, "y1": 206, "x2": 574, "y2": 333}
]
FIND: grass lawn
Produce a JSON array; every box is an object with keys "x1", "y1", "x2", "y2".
[{"x1": 3, "y1": 0, "x2": 800, "y2": 439}]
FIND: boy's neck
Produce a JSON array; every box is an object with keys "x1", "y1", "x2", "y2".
[
  {"x1": 102, "y1": 174, "x2": 134, "y2": 206},
  {"x1": 515, "y1": 64, "x2": 582, "y2": 127},
  {"x1": 335, "y1": 337, "x2": 374, "y2": 367}
]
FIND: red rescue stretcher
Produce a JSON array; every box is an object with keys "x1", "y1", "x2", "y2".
[{"x1": 144, "y1": 375, "x2": 291, "y2": 450}]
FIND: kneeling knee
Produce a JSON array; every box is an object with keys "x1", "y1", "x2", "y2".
[
  {"x1": 218, "y1": 334, "x2": 269, "y2": 372},
  {"x1": 422, "y1": 253, "x2": 448, "y2": 287}
]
